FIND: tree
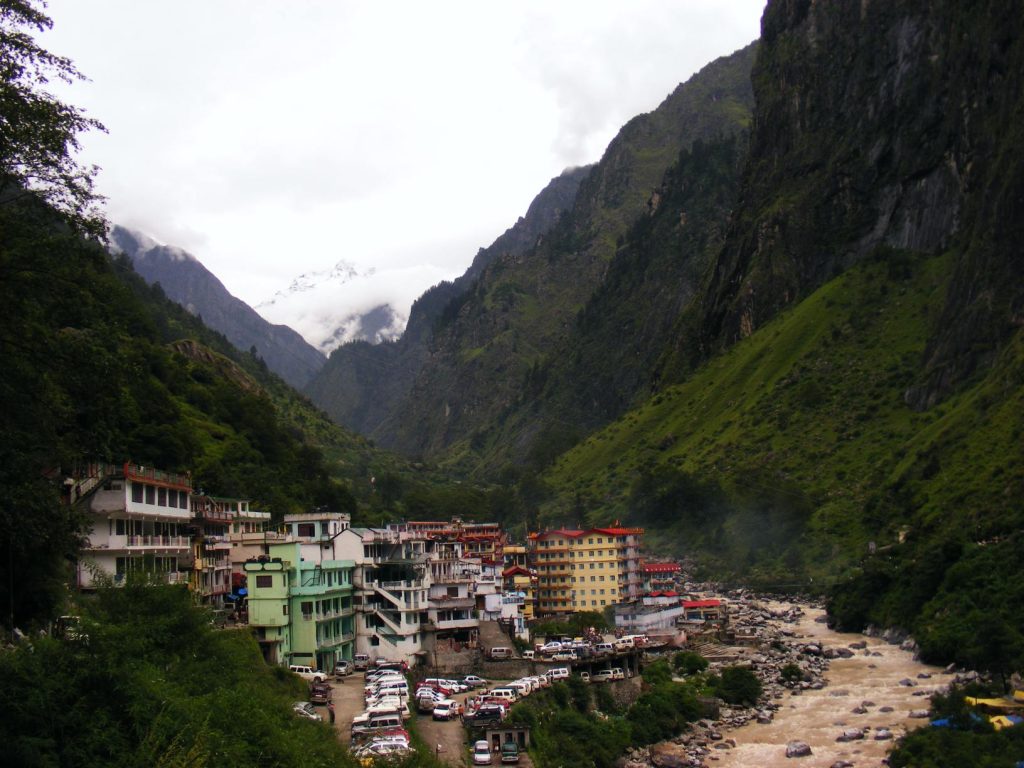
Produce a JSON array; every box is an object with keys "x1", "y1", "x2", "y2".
[{"x1": 0, "y1": 0, "x2": 106, "y2": 235}]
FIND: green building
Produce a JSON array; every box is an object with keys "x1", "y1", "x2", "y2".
[{"x1": 245, "y1": 541, "x2": 355, "y2": 670}]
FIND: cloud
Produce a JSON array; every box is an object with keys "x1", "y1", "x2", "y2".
[{"x1": 43, "y1": 0, "x2": 764, "y2": 313}]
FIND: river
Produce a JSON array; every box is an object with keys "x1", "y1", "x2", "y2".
[{"x1": 711, "y1": 603, "x2": 946, "y2": 768}]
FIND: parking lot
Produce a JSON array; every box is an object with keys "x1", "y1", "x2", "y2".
[{"x1": 317, "y1": 673, "x2": 532, "y2": 766}]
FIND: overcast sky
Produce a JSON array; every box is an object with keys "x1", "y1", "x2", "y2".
[{"x1": 44, "y1": 1, "x2": 764, "y2": 308}]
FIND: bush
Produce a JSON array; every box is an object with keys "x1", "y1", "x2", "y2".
[
  {"x1": 673, "y1": 651, "x2": 709, "y2": 675},
  {"x1": 780, "y1": 662, "x2": 803, "y2": 684},
  {"x1": 642, "y1": 659, "x2": 673, "y2": 685},
  {"x1": 627, "y1": 682, "x2": 701, "y2": 746},
  {"x1": 713, "y1": 666, "x2": 762, "y2": 706}
]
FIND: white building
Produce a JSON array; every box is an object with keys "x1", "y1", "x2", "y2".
[{"x1": 76, "y1": 463, "x2": 192, "y2": 588}]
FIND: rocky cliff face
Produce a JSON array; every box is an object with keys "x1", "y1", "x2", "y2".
[
  {"x1": 112, "y1": 227, "x2": 326, "y2": 389},
  {"x1": 699, "y1": 0, "x2": 1024, "y2": 407}
]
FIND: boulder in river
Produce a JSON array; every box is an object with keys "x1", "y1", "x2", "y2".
[
  {"x1": 909, "y1": 709, "x2": 930, "y2": 718},
  {"x1": 785, "y1": 740, "x2": 812, "y2": 758},
  {"x1": 836, "y1": 728, "x2": 865, "y2": 742},
  {"x1": 875, "y1": 728, "x2": 894, "y2": 740}
]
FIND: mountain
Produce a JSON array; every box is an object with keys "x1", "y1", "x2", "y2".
[
  {"x1": 305, "y1": 165, "x2": 592, "y2": 438},
  {"x1": 305, "y1": 43, "x2": 759, "y2": 463},
  {"x1": 110, "y1": 226, "x2": 326, "y2": 389},
  {"x1": 539, "y1": 0, "x2": 1024, "y2": 673},
  {"x1": 254, "y1": 259, "x2": 451, "y2": 354}
]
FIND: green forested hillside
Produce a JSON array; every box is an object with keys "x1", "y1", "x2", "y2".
[{"x1": 544, "y1": 249, "x2": 1024, "y2": 666}]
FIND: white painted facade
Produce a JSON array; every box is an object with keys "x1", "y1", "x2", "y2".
[{"x1": 77, "y1": 464, "x2": 192, "y2": 588}]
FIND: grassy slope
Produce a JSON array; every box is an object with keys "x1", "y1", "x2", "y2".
[{"x1": 544, "y1": 250, "x2": 1024, "y2": 585}]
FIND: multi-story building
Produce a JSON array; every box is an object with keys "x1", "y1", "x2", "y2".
[
  {"x1": 503, "y1": 544, "x2": 537, "y2": 621},
  {"x1": 189, "y1": 495, "x2": 239, "y2": 607},
  {"x1": 528, "y1": 525, "x2": 644, "y2": 615},
  {"x1": 337, "y1": 527, "x2": 431, "y2": 666},
  {"x1": 228, "y1": 503, "x2": 283, "y2": 572},
  {"x1": 244, "y1": 540, "x2": 355, "y2": 669},
  {"x1": 641, "y1": 561, "x2": 681, "y2": 593},
  {"x1": 76, "y1": 463, "x2": 192, "y2": 589}
]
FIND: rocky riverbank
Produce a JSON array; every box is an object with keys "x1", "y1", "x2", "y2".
[{"x1": 618, "y1": 596, "x2": 952, "y2": 768}]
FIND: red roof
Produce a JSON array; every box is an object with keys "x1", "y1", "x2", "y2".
[
  {"x1": 683, "y1": 599, "x2": 721, "y2": 609},
  {"x1": 502, "y1": 565, "x2": 533, "y2": 578},
  {"x1": 591, "y1": 527, "x2": 644, "y2": 536},
  {"x1": 642, "y1": 563, "x2": 680, "y2": 573},
  {"x1": 648, "y1": 591, "x2": 679, "y2": 598}
]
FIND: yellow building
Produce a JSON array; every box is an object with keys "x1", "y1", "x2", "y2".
[{"x1": 528, "y1": 526, "x2": 643, "y2": 615}]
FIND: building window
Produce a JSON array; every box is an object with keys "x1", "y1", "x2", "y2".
[
  {"x1": 282, "y1": 604, "x2": 288, "y2": 615},
  {"x1": 131, "y1": 482, "x2": 143, "y2": 503},
  {"x1": 591, "y1": 600, "x2": 597, "y2": 606},
  {"x1": 115, "y1": 519, "x2": 125, "y2": 536},
  {"x1": 255, "y1": 575, "x2": 272, "y2": 588},
  {"x1": 297, "y1": 523, "x2": 316, "y2": 537},
  {"x1": 157, "y1": 487, "x2": 167, "y2": 506}
]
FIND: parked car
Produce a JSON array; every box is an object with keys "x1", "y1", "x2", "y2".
[
  {"x1": 539, "y1": 641, "x2": 563, "y2": 655},
  {"x1": 462, "y1": 675, "x2": 488, "y2": 688},
  {"x1": 468, "y1": 705, "x2": 505, "y2": 726},
  {"x1": 488, "y1": 646, "x2": 514, "y2": 660},
  {"x1": 354, "y1": 740, "x2": 411, "y2": 759},
  {"x1": 289, "y1": 665, "x2": 328, "y2": 683},
  {"x1": 472, "y1": 739, "x2": 493, "y2": 765},
  {"x1": 522, "y1": 650, "x2": 535, "y2": 659},
  {"x1": 292, "y1": 701, "x2": 321, "y2": 721},
  {"x1": 432, "y1": 699, "x2": 462, "y2": 721},
  {"x1": 551, "y1": 651, "x2": 578, "y2": 662},
  {"x1": 545, "y1": 667, "x2": 570, "y2": 681},
  {"x1": 309, "y1": 680, "x2": 333, "y2": 703},
  {"x1": 500, "y1": 740, "x2": 520, "y2": 764},
  {"x1": 333, "y1": 660, "x2": 352, "y2": 678},
  {"x1": 609, "y1": 667, "x2": 626, "y2": 680},
  {"x1": 578, "y1": 671, "x2": 591, "y2": 684},
  {"x1": 594, "y1": 642, "x2": 615, "y2": 655},
  {"x1": 592, "y1": 669, "x2": 615, "y2": 683},
  {"x1": 353, "y1": 653, "x2": 370, "y2": 671}
]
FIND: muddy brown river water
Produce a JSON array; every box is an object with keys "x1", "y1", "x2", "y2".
[{"x1": 712, "y1": 603, "x2": 947, "y2": 768}]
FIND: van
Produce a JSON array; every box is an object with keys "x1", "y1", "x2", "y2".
[
  {"x1": 351, "y1": 712, "x2": 403, "y2": 735},
  {"x1": 353, "y1": 653, "x2": 370, "y2": 671},
  {"x1": 594, "y1": 643, "x2": 614, "y2": 655},
  {"x1": 289, "y1": 664, "x2": 327, "y2": 682},
  {"x1": 545, "y1": 667, "x2": 570, "y2": 681},
  {"x1": 489, "y1": 646, "x2": 514, "y2": 660},
  {"x1": 614, "y1": 637, "x2": 635, "y2": 651},
  {"x1": 522, "y1": 650, "x2": 535, "y2": 660},
  {"x1": 370, "y1": 681, "x2": 409, "y2": 698},
  {"x1": 500, "y1": 740, "x2": 520, "y2": 764},
  {"x1": 609, "y1": 667, "x2": 625, "y2": 680},
  {"x1": 488, "y1": 687, "x2": 518, "y2": 702}
]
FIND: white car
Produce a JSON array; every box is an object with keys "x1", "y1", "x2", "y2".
[
  {"x1": 292, "y1": 701, "x2": 321, "y2": 721},
  {"x1": 432, "y1": 699, "x2": 461, "y2": 720},
  {"x1": 354, "y1": 741, "x2": 411, "y2": 758},
  {"x1": 441, "y1": 678, "x2": 468, "y2": 693},
  {"x1": 472, "y1": 739, "x2": 493, "y2": 765},
  {"x1": 592, "y1": 669, "x2": 615, "y2": 683}
]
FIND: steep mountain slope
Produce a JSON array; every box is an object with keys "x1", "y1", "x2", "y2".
[
  {"x1": 305, "y1": 166, "x2": 590, "y2": 436},
  {"x1": 698, "y1": 0, "x2": 1024, "y2": 404},
  {"x1": 542, "y1": 0, "x2": 1024, "y2": 672},
  {"x1": 111, "y1": 226, "x2": 326, "y2": 389},
  {"x1": 376, "y1": 44, "x2": 757, "y2": 463}
]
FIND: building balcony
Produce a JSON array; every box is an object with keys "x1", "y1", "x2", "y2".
[
  {"x1": 433, "y1": 615, "x2": 478, "y2": 631},
  {"x1": 429, "y1": 596, "x2": 475, "y2": 610}
]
